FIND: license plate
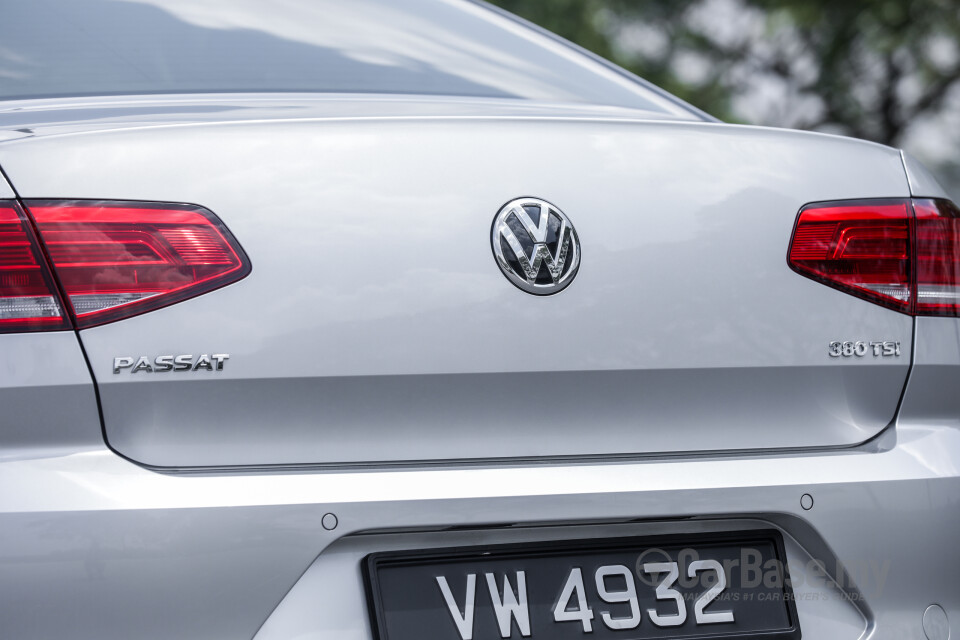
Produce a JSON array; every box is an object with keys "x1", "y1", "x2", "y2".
[{"x1": 364, "y1": 532, "x2": 800, "y2": 640}]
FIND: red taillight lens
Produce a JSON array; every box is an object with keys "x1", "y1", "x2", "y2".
[
  {"x1": 789, "y1": 198, "x2": 960, "y2": 316},
  {"x1": 914, "y1": 199, "x2": 960, "y2": 316},
  {"x1": 788, "y1": 201, "x2": 912, "y2": 312},
  {"x1": 25, "y1": 201, "x2": 250, "y2": 328},
  {"x1": 0, "y1": 203, "x2": 71, "y2": 333}
]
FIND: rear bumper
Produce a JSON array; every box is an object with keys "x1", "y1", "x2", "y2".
[{"x1": 1, "y1": 423, "x2": 958, "y2": 640}]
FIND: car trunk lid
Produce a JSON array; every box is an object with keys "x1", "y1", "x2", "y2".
[{"x1": 0, "y1": 99, "x2": 913, "y2": 467}]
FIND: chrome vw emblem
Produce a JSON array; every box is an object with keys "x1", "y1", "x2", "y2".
[{"x1": 491, "y1": 197, "x2": 580, "y2": 295}]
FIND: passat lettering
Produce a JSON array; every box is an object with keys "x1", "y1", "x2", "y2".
[{"x1": 113, "y1": 354, "x2": 230, "y2": 374}]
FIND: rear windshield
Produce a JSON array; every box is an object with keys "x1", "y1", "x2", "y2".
[{"x1": 0, "y1": 0, "x2": 689, "y2": 115}]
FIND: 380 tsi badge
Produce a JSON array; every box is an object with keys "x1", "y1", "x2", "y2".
[{"x1": 828, "y1": 341, "x2": 900, "y2": 357}]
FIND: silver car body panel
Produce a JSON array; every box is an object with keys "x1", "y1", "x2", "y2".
[
  {"x1": 899, "y1": 316, "x2": 960, "y2": 429},
  {"x1": 0, "y1": 170, "x2": 13, "y2": 198},
  {"x1": 0, "y1": 332, "x2": 103, "y2": 459},
  {"x1": 1, "y1": 0, "x2": 958, "y2": 638},
  {"x1": 901, "y1": 150, "x2": 950, "y2": 199},
  {"x1": 0, "y1": 99, "x2": 914, "y2": 468},
  {"x1": 0, "y1": 94, "x2": 700, "y2": 139},
  {"x1": 0, "y1": 423, "x2": 957, "y2": 639}
]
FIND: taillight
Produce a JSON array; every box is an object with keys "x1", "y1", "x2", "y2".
[
  {"x1": 788, "y1": 198, "x2": 960, "y2": 316},
  {"x1": 0, "y1": 203, "x2": 71, "y2": 333},
  {"x1": 15, "y1": 200, "x2": 250, "y2": 330},
  {"x1": 913, "y1": 199, "x2": 960, "y2": 316}
]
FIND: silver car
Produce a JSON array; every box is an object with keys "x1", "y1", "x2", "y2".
[{"x1": 1, "y1": 1, "x2": 957, "y2": 639}]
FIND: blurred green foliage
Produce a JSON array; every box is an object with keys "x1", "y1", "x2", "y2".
[{"x1": 488, "y1": 0, "x2": 960, "y2": 147}]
